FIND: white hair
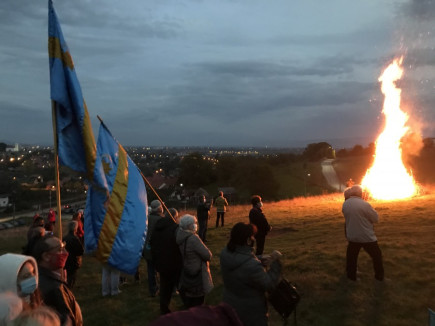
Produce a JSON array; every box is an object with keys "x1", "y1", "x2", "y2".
[{"x1": 179, "y1": 214, "x2": 196, "y2": 230}]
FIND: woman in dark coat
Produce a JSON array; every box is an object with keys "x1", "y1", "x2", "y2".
[
  {"x1": 248, "y1": 195, "x2": 271, "y2": 256},
  {"x1": 220, "y1": 223, "x2": 281, "y2": 326}
]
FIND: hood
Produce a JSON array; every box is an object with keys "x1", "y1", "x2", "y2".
[
  {"x1": 0, "y1": 292, "x2": 23, "y2": 323},
  {"x1": 154, "y1": 216, "x2": 176, "y2": 232},
  {"x1": 0, "y1": 254, "x2": 38, "y2": 295},
  {"x1": 220, "y1": 245, "x2": 254, "y2": 271},
  {"x1": 176, "y1": 228, "x2": 195, "y2": 245}
]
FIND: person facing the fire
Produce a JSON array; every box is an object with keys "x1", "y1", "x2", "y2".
[{"x1": 342, "y1": 185, "x2": 384, "y2": 281}]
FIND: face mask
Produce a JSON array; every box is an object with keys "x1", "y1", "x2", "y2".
[
  {"x1": 193, "y1": 223, "x2": 198, "y2": 232},
  {"x1": 19, "y1": 276, "x2": 37, "y2": 296},
  {"x1": 50, "y1": 251, "x2": 69, "y2": 269}
]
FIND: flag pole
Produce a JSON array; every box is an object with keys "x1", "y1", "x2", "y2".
[
  {"x1": 96, "y1": 115, "x2": 175, "y2": 222},
  {"x1": 51, "y1": 101, "x2": 63, "y2": 240}
]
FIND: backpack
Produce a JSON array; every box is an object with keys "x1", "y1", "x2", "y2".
[{"x1": 268, "y1": 279, "x2": 301, "y2": 324}]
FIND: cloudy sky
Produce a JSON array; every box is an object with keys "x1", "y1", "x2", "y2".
[{"x1": 0, "y1": 0, "x2": 434, "y2": 148}]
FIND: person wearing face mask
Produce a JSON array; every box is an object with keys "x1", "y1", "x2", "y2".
[
  {"x1": 32, "y1": 235, "x2": 83, "y2": 326},
  {"x1": 176, "y1": 215, "x2": 213, "y2": 309},
  {"x1": 0, "y1": 253, "x2": 41, "y2": 312},
  {"x1": 249, "y1": 195, "x2": 272, "y2": 256},
  {"x1": 220, "y1": 223, "x2": 282, "y2": 326}
]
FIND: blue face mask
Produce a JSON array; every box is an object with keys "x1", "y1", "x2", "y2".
[{"x1": 19, "y1": 276, "x2": 37, "y2": 296}]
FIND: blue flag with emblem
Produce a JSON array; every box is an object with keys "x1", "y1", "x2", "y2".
[
  {"x1": 84, "y1": 122, "x2": 148, "y2": 274},
  {"x1": 48, "y1": 0, "x2": 96, "y2": 180}
]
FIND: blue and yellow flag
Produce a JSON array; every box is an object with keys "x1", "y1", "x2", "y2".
[
  {"x1": 48, "y1": 0, "x2": 96, "y2": 179},
  {"x1": 84, "y1": 122, "x2": 148, "y2": 274}
]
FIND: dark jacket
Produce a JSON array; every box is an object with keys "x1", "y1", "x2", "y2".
[
  {"x1": 64, "y1": 232, "x2": 84, "y2": 270},
  {"x1": 249, "y1": 207, "x2": 271, "y2": 236},
  {"x1": 196, "y1": 202, "x2": 210, "y2": 221},
  {"x1": 220, "y1": 245, "x2": 281, "y2": 326},
  {"x1": 143, "y1": 213, "x2": 162, "y2": 260},
  {"x1": 38, "y1": 266, "x2": 83, "y2": 326},
  {"x1": 150, "y1": 216, "x2": 182, "y2": 280}
]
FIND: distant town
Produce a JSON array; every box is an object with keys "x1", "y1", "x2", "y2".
[{"x1": 0, "y1": 142, "x2": 308, "y2": 216}]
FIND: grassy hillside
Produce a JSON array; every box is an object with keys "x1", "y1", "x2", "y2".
[{"x1": 1, "y1": 191, "x2": 434, "y2": 325}]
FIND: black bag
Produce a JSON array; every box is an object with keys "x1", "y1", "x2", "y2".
[{"x1": 268, "y1": 279, "x2": 301, "y2": 320}]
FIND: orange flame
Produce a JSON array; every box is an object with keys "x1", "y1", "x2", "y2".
[{"x1": 361, "y1": 57, "x2": 418, "y2": 200}]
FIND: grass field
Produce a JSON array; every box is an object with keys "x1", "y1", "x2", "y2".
[{"x1": 1, "y1": 190, "x2": 434, "y2": 326}]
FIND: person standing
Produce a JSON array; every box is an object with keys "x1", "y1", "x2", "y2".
[
  {"x1": 342, "y1": 185, "x2": 384, "y2": 281},
  {"x1": 151, "y1": 208, "x2": 182, "y2": 315},
  {"x1": 143, "y1": 200, "x2": 163, "y2": 297},
  {"x1": 176, "y1": 215, "x2": 213, "y2": 309},
  {"x1": 248, "y1": 195, "x2": 271, "y2": 256},
  {"x1": 32, "y1": 235, "x2": 83, "y2": 325},
  {"x1": 71, "y1": 212, "x2": 84, "y2": 246},
  {"x1": 101, "y1": 264, "x2": 121, "y2": 296},
  {"x1": 47, "y1": 209, "x2": 56, "y2": 226},
  {"x1": 220, "y1": 223, "x2": 282, "y2": 326},
  {"x1": 214, "y1": 191, "x2": 228, "y2": 228},
  {"x1": 63, "y1": 221, "x2": 84, "y2": 289},
  {"x1": 197, "y1": 195, "x2": 211, "y2": 242}
]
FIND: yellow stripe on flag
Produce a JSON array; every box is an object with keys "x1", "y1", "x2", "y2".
[
  {"x1": 48, "y1": 36, "x2": 74, "y2": 69},
  {"x1": 96, "y1": 145, "x2": 129, "y2": 262},
  {"x1": 82, "y1": 101, "x2": 96, "y2": 181}
]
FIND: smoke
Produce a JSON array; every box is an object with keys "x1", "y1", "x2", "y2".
[{"x1": 402, "y1": 130, "x2": 423, "y2": 158}]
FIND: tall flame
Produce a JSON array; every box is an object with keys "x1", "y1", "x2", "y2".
[{"x1": 361, "y1": 57, "x2": 418, "y2": 200}]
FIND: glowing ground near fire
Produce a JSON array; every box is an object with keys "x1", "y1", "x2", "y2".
[{"x1": 1, "y1": 192, "x2": 434, "y2": 325}]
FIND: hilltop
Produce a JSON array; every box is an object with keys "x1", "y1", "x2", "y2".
[{"x1": 1, "y1": 192, "x2": 434, "y2": 325}]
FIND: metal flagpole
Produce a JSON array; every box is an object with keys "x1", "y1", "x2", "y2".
[{"x1": 51, "y1": 101, "x2": 63, "y2": 240}]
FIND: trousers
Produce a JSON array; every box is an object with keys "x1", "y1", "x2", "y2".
[
  {"x1": 216, "y1": 212, "x2": 225, "y2": 227},
  {"x1": 346, "y1": 241, "x2": 384, "y2": 281}
]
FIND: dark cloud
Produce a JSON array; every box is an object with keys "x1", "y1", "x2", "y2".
[
  {"x1": 398, "y1": 0, "x2": 435, "y2": 20},
  {"x1": 0, "y1": 102, "x2": 52, "y2": 145}
]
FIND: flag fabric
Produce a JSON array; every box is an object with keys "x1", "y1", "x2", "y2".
[
  {"x1": 429, "y1": 308, "x2": 435, "y2": 326},
  {"x1": 48, "y1": 0, "x2": 96, "y2": 179},
  {"x1": 84, "y1": 122, "x2": 148, "y2": 274}
]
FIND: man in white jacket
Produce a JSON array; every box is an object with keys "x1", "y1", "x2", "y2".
[{"x1": 342, "y1": 185, "x2": 384, "y2": 281}]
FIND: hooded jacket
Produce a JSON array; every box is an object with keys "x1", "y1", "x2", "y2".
[
  {"x1": 0, "y1": 254, "x2": 38, "y2": 296},
  {"x1": 176, "y1": 228, "x2": 213, "y2": 296},
  {"x1": 220, "y1": 245, "x2": 281, "y2": 326}
]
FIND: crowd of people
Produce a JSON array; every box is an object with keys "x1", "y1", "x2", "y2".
[{"x1": 0, "y1": 186, "x2": 385, "y2": 325}]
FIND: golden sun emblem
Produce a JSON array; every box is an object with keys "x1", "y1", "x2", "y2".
[{"x1": 101, "y1": 154, "x2": 112, "y2": 175}]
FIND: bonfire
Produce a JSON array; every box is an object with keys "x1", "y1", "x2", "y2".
[{"x1": 361, "y1": 57, "x2": 419, "y2": 200}]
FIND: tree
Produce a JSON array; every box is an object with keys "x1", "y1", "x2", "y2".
[
  {"x1": 178, "y1": 152, "x2": 216, "y2": 189},
  {"x1": 245, "y1": 164, "x2": 279, "y2": 199},
  {"x1": 302, "y1": 142, "x2": 334, "y2": 161},
  {"x1": 0, "y1": 143, "x2": 6, "y2": 152}
]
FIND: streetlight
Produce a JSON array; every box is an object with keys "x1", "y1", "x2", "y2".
[
  {"x1": 49, "y1": 186, "x2": 55, "y2": 209},
  {"x1": 304, "y1": 173, "x2": 311, "y2": 197}
]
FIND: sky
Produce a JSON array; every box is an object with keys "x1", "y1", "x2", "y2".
[{"x1": 0, "y1": 0, "x2": 434, "y2": 148}]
